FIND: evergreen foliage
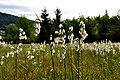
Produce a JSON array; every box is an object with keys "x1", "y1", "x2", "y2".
[
  {"x1": 38, "y1": 8, "x2": 50, "y2": 43},
  {"x1": 1, "y1": 9, "x2": 120, "y2": 43}
]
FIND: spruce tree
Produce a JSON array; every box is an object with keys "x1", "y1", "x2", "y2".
[
  {"x1": 39, "y1": 8, "x2": 50, "y2": 43},
  {"x1": 55, "y1": 8, "x2": 62, "y2": 27}
]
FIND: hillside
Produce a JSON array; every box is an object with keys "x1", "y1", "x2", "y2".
[{"x1": 0, "y1": 12, "x2": 18, "y2": 27}]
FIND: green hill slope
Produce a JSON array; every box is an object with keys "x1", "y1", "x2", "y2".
[{"x1": 0, "y1": 12, "x2": 18, "y2": 27}]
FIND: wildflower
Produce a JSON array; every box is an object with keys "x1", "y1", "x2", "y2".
[
  {"x1": 50, "y1": 35, "x2": 52, "y2": 41},
  {"x1": 63, "y1": 50, "x2": 66, "y2": 55},
  {"x1": 50, "y1": 68, "x2": 53, "y2": 72},
  {"x1": 62, "y1": 29, "x2": 65, "y2": 34},
  {"x1": 27, "y1": 55, "x2": 34, "y2": 59},
  {"x1": 34, "y1": 28, "x2": 40, "y2": 36},
  {"x1": 61, "y1": 44, "x2": 66, "y2": 49},
  {"x1": 34, "y1": 33, "x2": 37, "y2": 36},
  {"x1": 113, "y1": 49, "x2": 115, "y2": 54},
  {"x1": 79, "y1": 21, "x2": 88, "y2": 41},
  {"x1": 0, "y1": 61, "x2": 3, "y2": 65},
  {"x1": 15, "y1": 49, "x2": 19, "y2": 54},
  {"x1": 59, "y1": 29, "x2": 62, "y2": 35},
  {"x1": 1, "y1": 42, "x2": 5, "y2": 45},
  {"x1": 0, "y1": 35, "x2": 2, "y2": 40},
  {"x1": 22, "y1": 32, "x2": 25, "y2": 35},
  {"x1": 34, "y1": 22, "x2": 41, "y2": 36},
  {"x1": 62, "y1": 36, "x2": 66, "y2": 44},
  {"x1": 9, "y1": 51, "x2": 14, "y2": 55},
  {"x1": 19, "y1": 28, "x2": 23, "y2": 32},
  {"x1": 55, "y1": 31, "x2": 59, "y2": 34},
  {"x1": 79, "y1": 30, "x2": 88, "y2": 41},
  {"x1": 59, "y1": 24, "x2": 63, "y2": 28},
  {"x1": 27, "y1": 56, "x2": 30, "y2": 59},
  {"x1": 32, "y1": 62, "x2": 37, "y2": 65},
  {"x1": 75, "y1": 44, "x2": 79, "y2": 51},
  {"x1": 79, "y1": 21, "x2": 85, "y2": 27},
  {"x1": 27, "y1": 51, "x2": 30, "y2": 54},
  {"x1": 1, "y1": 56, "x2": 4, "y2": 60},
  {"x1": 52, "y1": 49, "x2": 55, "y2": 54},
  {"x1": 24, "y1": 35, "x2": 27, "y2": 40},
  {"x1": 70, "y1": 33, "x2": 74, "y2": 44},
  {"x1": 6, "y1": 52, "x2": 10, "y2": 58},
  {"x1": 55, "y1": 24, "x2": 66, "y2": 44},
  {"x1": 69, "y1": 26, "x2": 73, "y2": 32},
  {"x1": 46, "y1": 51, "x2": 49, "y2": 56},
  {"x1": 64, "y1": 35, "x2": 66, "y2": 38},
  {"x1": 19, "y1": 28, "x2": 27, "y2": 40},
  {"x1": 20, "y1": 48, "x2": 22, "y2": 51},
  {"x1": 54, "y1": 37, "x2": 62, "y2": 44},
  {"x1": 18, "y1": 43, "x2": 22, "y2": 46},
  {"x1": 62, "y1": 53, "x2": 65, "y2": 59},
  {"x1": 11, "y1": 46, "x2": 15, "y2": 50},
  {"x1": 32, "y1": 49, "x2": 35, "y2": 53}
]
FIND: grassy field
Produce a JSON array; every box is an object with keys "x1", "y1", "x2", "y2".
[{"x1": 0, "y1": 40, "x2": 120, "y2": 80}]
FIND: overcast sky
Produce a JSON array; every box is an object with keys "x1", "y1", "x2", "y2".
[{"x1": 0, "y1": 0, "x2": 120, "y2": 20}]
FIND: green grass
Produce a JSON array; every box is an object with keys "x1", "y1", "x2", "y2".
[{"x1": 0, "y1": 43, "x2": 120, "y2": 80}]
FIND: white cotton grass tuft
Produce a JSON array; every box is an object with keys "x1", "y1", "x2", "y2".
[
  {"x1": 59, "y1": 24, "x2": 63, "y2": 28},
  {"x1": 27, "y1": 55, "x2": 34, "y2": 60},
  {"x1": 27, "y1": 50, "x2": 31, "y2": 54},
  {"x1": 34, "y1": 21, "x2": 41, "y2": 36},
  {"x1": 0, "y1": 60, "x2": 4, "y2": 65},
  {"x1": 54, "y1": 37, "x2": 62, "y2": 45},
  {"x1": 50, "y1": 35, "x2": 52, "y2": 41},
  {"x1": 79, "y1": 21, "x2": 88, "y2": 41},
  {"x1": 69, "y1": 26, "x2": 73, "y2": 32},
  {"x1": 19, "y1": 28, "x2": 27, "y2": 40},
  {"x1": 55, "y1": 31, "x2": 59, "y2": 34},
  {"x1": 0, "y1": 35, "x2": 2, "y2": 40},
  {"x1": 54, "y1": 24, "x2": 66, "y2": 45},
  {"x1": 52, "y1": 49, "x2": 55, "y2": 54}
]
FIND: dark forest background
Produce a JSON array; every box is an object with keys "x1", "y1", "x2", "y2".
[{"x1": 0, "y1": 8, "x2": 120, "y2": 43}]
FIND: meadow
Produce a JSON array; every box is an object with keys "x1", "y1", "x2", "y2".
[
  {"x1": 0, "y1": 40, "x2": 120, "y2": 80},
  {"x1": 0, "y1": 21, "x2": 120, "y2": 80}
]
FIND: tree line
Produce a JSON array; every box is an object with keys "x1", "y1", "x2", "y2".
[{"x1": 2, "y1": 8, "x2": 120, "y2": 43}]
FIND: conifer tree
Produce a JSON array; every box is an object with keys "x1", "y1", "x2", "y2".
[{"x1": 39, "y1": 8, "x2": 50, "y2": 43}]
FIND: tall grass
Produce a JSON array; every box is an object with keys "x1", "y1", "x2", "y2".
[{"x1": 0, "y1": 41, "x2": 120, "y2": 79}]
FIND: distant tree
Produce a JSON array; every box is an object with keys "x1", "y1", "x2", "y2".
[
  {"x1": 2, "y1": 9, "x2": 120, "y2": 43},
  {"x1": 49, "y1": 8, "x2": 62, "y2": 41},
  {"x1": 39, "y1": 8, "x2": 50, "y2": 43},
  {"x1": 85, "y1": 16, "x2": 98, "y2": 42},
  {"x1": 98, "y1": 10, "x2": 109, "y2": 40},
  {"x1": 71, "y1": 17, "x2": 80, "y2": 38},
  {"x1": 49, "y1": 19, "x2": 55, "y2": 36},
  {"x1": 54, "y1": 8, "x2": 62, "y2": 29},
  {"x1": 4, "y1": 24, "x2": 19, "y2": 43},
  {"x1": 16, "y1": 17, "x2": 36, "y2": 43},
  {"x1": 109, "y1": 16, "x2": 119, "y2": 25}
]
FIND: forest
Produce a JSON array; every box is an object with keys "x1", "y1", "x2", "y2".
[{"x1": 0, "y1": 8, "x2": 120, "y2": 43}]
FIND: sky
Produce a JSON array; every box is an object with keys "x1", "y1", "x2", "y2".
[{"x1": 0, "y1": 0, "x2": 120, "y2": 20}]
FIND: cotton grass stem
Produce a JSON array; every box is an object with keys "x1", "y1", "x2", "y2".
[
  {"x1": 14, "y1": 51, "x2": 17, "y2": 80},
  {"x1": 64, "y1": 58, "x2": 66, "y2": 80},
  {"x1": 50, "y1": 45, "x2": 55, "y2": 80}
]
